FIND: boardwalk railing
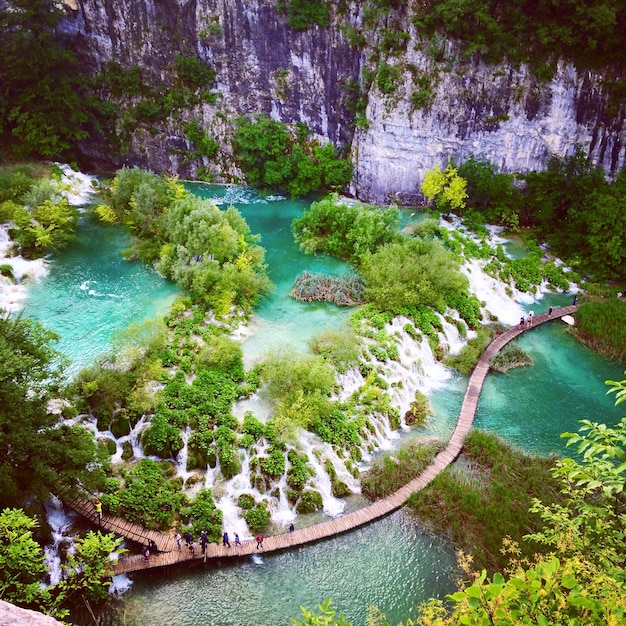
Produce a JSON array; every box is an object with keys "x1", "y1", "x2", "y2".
[{"x1": 66, "y1": 305, "x2": 578, "y2": 576}]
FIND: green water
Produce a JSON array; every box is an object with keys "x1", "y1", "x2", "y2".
[
  {"x1": 23, "y1": 215, "x2": 180, "y2": 376},
  {"x1": 20, "y1": 185, "x2": 625, "y2": 625},
  {"x1": 118, "y1": 511, "x2": 457, "y2": 626},
  {"x1": 187, "y1": 184, "x2": 355, "y2": 363}
]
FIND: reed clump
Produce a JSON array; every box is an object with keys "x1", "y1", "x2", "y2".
[
  {"x1": 490, "y1": 343, "x2": 533, "y2": 373},
  {"x1": 290, "y1": 271, "x2": 365, "y2": 306},
  {"x1": 361, "y1": 439, "x2": 443, "y2": 499},
  {"x1": 573, "y1": 298, "x2": 626, "y2": 361},
  {"x1": 406, "y1": 429, "x2": 562, "y2": 573}
]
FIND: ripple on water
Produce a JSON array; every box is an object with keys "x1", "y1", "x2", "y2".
[{"x1": 120, "y1": 511, "x2": 457, "y2": 626}]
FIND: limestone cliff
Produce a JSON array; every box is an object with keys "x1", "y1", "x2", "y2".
[{"x1": 61, "y1": 0, "x2": 625, "y2": 204}]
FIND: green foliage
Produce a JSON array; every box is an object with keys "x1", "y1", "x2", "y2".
[
  {"x1": 291, "y1": 599, "x2": 352, "y2": 626},
  {"x1": 183, "y1": 118, "x2": 220, "y2": 159},
  {"x1": 296, "y1": 489, "x2": 323, "y2": 513},
  {"x1": 232, "y1": 116, "x2": 352, "y2": 196},
  {"x1": 277, "y1": 0, "x2": 330, "y2": 30},
  {"x1": 197, "y1": 334, "x2": 244, "y2": 381},
  {"x1": 421, "y1": 164, "x2": 468, "y2": 213},
  {"x1": 258, "y1": 349, "x2": 336, "y2": 437},
  {"x1": 180, "y1": 488, "x2": 223, "y2": 542},
  {"x1": 173, "y1": 53, "x2": 216, "y2": 88},
  {"x1": 0, "y1": 508, "x2": 49, "y2": 608},
  {"x1": 360, "y1": 237, "x2": 469, "y2": 313},
  {"x1": 361, "y1": 439, "x2": 442, "y2": 499},
  {"x1": 292, "y1": 193, "x2": 401, "y2": 263},
  {"x1": 244, "y1": 503, "x2": 270, "y2": 533},
  {"x1": 522, "y1": 149, "x2": 626, "y2": 280},
  {"x1": 156, "y1": 194, "x2": 272, "y2": 311},
  {"x1": 376, "y1": 61, "x2": 402, "y2": 95},
  {"x1": 404, "y1": 391, "x2": 432, "y2": 426},
  {"x1": 261, "y1": 447, "x2": 286, "y2": 478},
  {"x1": 0, "y1": 315, "x2": 103, "y2": 508},
  {"x1": 0, "y1": 0, "x2": 93, "y2": 159},
  {"x1": 309, "y1": 326, "x2": 363, "y2": 373},
  {"x1": 287, "y1": 450, "x2": 310, "y2": 491},
  {"x1": 8, "y1": 178, "x2": 79, "y2": 258},
  {"x1": 237, "y1": 493, "x2": 256, "y2": 510},
  {"x1": 105, "y1": 459, "x2": 183, "y2": 530},
  {"x1": 60, "y1": 531, "x2": 125, "y2": 603},
  {"x1": 414, "y1": 0, "x2": 626, "y2": 75}
]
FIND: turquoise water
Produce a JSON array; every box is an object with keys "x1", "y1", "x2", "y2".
[
  {"x1": 20, "y1": 185, "x2": 625, "y2": 625},
  {"x1": 23, "y1": 215, "x2": 180, "y2": 376},
  {"x1": 187, "y1": 184, "x2": 355, "y2": 364},
  {"x1": 118, "y1": 511, "x2": 457, "y2": 626}
]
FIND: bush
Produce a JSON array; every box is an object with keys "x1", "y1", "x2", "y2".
[
  {"x1": 574, "y1": 298, "x2": 626, "y2": 361},
  {"x1": 106, "y1": 459, "x2": 184, "y2": 530},
  {"x1": 232, "y1": 116, "x2": 352, "y2": 196},
  {"x1": 181, "y1": 488, "x2": 223, "y2": 542},
  {"x1": 296, "y1": 489, "x2": 323, "y2": 513},
  {"x1": 292, "y1": 193, "x2": 400, "y2": 263},
  {"x1": 237, "y1": 493, "x2": 256, "y2": 510},
  {"x1": 245, "y1": 504, "x2": 270, "y2": 533},
  {"x1": 309, "y1": 326, "x2": 362, "y2": 373},
  {"x1": 360, "y1": 237, "x2": 469, "y2": 313},
  {"x1": 404, "y1": 391, "x2": 432, "y2": 426}
]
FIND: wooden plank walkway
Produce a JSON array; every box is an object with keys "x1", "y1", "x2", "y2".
[{"x1": 68, "y1": 305, "x2": 578, "y2": 576}]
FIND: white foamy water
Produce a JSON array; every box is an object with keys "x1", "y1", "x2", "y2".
[{"x1": 43, "y1": 496, "x2": 78, "y2": 587}]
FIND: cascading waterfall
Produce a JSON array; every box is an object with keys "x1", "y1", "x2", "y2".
[{"x1": 43, "y1": 496, "x2": 78, "y2": 588}]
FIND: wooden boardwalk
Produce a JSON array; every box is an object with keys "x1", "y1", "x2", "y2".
[{"x1": 68, "y1": 305, "x2": 578, "y2": 576}]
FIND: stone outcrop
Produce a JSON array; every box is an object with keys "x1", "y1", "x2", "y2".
[
  {"x1": 0, "y1": 601, "x2": 65, "y2": 626},
  {"x1": 61, "y1": 0, "x2": 625, "y2": 204}
]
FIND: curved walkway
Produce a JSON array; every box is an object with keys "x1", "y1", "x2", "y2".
[{"x1": 69, "y1": 305, "x2": 578, "y2": 576}]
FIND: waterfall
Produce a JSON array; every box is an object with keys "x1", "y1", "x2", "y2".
[
  {"x1": 302, "y1": 443, "x2": 346, "y2": 517},
  {"x1": 56, "y1": 163, "x2": 98, "y2": 206},
  {"x1": 43, "y1": 496, "x2": 78, "y2": 588}
]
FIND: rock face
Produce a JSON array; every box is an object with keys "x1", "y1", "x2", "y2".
[
  {"x1": 0, "y1": 601, "x2": 65, "y2": 626},
  {"x1": 62, "y1": 0, "x2": 625, "y2": 204}
]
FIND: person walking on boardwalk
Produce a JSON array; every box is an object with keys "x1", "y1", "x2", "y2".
[
  {"x1": 527, "y1": 310, "x2": 534, "y2": 326},
  {"x1": 223, "y1": 531, "x2": 231, "y2": 548},
  {"x1": 185, "y1": 531, "x2": 192, "y2": 547},
  {"x1": 289, "y1": 523, "x2": 295, "y2": 535},
  {"x1": 256, "y1": 534, "x2": 264, "y2": 549},
  {"x1": 519, "y1": 316, "x2": 525, "y2": 328},
  {"x1": 234, "y1": 533, "x2": 241, "y2": 547},
  {"x1": 94, "y1": 499, "x2": 102, "y2": 525},
  {"x1": 573, "y1": 294, "x2": 578, "y2": 305},
  {"x1": 144, "y1": 547, "x2": 150, "y2": 562},
  {"x1": 200, "y1": 533, "x2": 207, "y2": 555},
  {"x1": 175, "y1": 532, "x2": 181, "y2": 550},
  {"x1": 548, "y1": 305, "x2": 553, "y2": 316}
]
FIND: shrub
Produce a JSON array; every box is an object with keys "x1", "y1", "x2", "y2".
[
  {"x1": 181, "y1": 488, "x2": 223, "y2": 542},
  {"x1": 237, "y1": 493, "x2": 256, "y2": 510},
  {"x1": 404, "y1": 391, "x2": 432, "y2": 426},
  {"x1": 245, "y1": 504, "x2": 270, "y2": 533},
  {"x1": 296, "y1": 489, "x2": 323, "y2": 513}
]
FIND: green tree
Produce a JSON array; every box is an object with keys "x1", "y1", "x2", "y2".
[
  {"x1": 292, "y1": 193, "x2": 400, "y2": 263},
  {"x1": 0, "y1": 0, "x2": 92, "y2": 158},
  {"x1": 156, "y1": 195, "x2": 272, "y2": 311},
  {"x1": 360, "y1": 237, "x2": 469, "y2": 312},
  {"x1": 0, "y1": 315, "x2": 103, "y2": 508},
  {"x1": 421, "y1": 164, "x2": 468, "y2": 213},
  {"x1": 0, "y1": 508, "x2": 49, "y2": 609}
]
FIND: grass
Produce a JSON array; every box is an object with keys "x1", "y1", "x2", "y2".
[
  {"x1": 361, "y1": 439, "x2": 443, "y2": 500},
  {"x1": 573, "y1": 298, "x2": 626, "y2": 361},
  {"x1": 406, "y1": 429, "x2": 563, "y2": 573}
]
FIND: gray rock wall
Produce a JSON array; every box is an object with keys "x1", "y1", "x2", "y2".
[
  {"x1": 62, "y1": 0, "x2": 625, "y2": 204},
  {"x1": 0, "y1": 601, "x2": 64, "y2": 626}
]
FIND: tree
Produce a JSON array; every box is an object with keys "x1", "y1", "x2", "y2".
[
  {"x1": 360, "y1": 237, "x2": 469, "y2": 312},
  {"x1": 421, "y1": 164, "x2": 468, "y2": 213},
  {"x1": 0, "y1": 315, "x2": 103, "y2": 508},
  {"x1": 0, "y1": 508, "x2": 50, "y2": 609},
  {"x1": 0, "y1": 0, "x2": 92, "y2": 158}
]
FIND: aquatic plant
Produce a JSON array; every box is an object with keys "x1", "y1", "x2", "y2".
[
  {"x1": 290, "y1": 271, "x2": 365, "y2": 306},
  {"x1": 574, "y1": 299, "x2": 626, "y2": 361},
  {"x1": 361, "y1": 439, "x2": 443, "y2": 500}
]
